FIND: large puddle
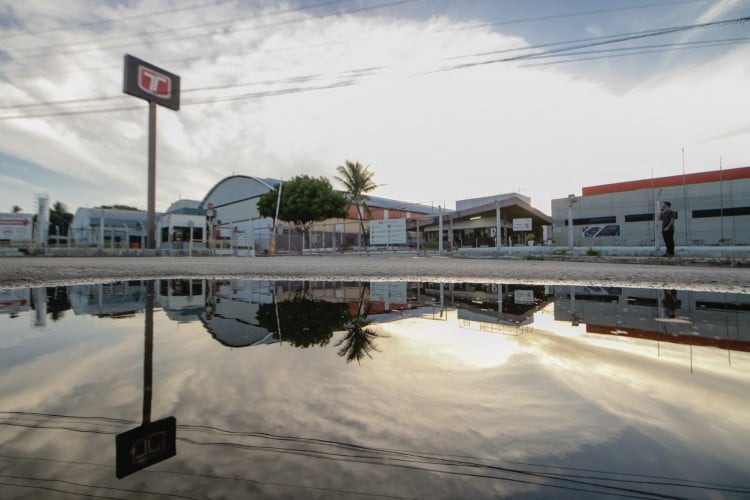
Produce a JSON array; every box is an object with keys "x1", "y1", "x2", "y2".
[{"x1": 1, "y1": 280, "x2": 749, "y2": 499}]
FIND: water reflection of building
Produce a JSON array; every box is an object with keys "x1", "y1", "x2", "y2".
[
  {"x1": 158, "y1": 279, "x2": 206, "y2": 323},
  {"x1": 271, "y1": 281, "x2": 427, "y2": 315},
  {"x1": 197, "y1": 281, "x2": 431, "y2": 348},
  {"x1": 70, "y1": 282, "x2": 149, "y2": 318},
  {"x1": 0, "y1": 288, "x2": 30, "y2": 317},
  {"x1": 201, "y1": 280, "x2": 277, "y2": 347},
  {"x1": 555, "y1": 286, "x2": 750, "y2": 352},
  {"x1": 423, "y1": 283, "x2": 554, "y2": 332},
  {"x1": 68, "y1": 279, "x2": 207, "y2": 319}
]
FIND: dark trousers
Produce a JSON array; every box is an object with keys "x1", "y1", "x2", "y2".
[{"x1": 662, "y1": 229, "x2": 675, "y2": 255}]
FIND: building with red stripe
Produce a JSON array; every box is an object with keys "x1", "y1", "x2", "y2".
[{"x1": 550, "y1": 166, "x2": 750, "y2": 248}]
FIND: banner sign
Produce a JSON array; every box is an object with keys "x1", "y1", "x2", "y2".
[
  {"x1": 369, "y1": 218, "x2": 407, "y2": 245},
  {"x1": 0, "y1": 213, "x2": 33, "y2": 241},
  {"x1": 123, "y1": 54, "x2": 180, "y2": 110},
  {"x1": 513, "y1": 218, "x2": 532, "y2": 231},
  {"x1": 370, "y1": 282, "x2": 408, "y2": 305},
  {"x1": 514, "y1": 289, "x2": 535, "y2": 305}
]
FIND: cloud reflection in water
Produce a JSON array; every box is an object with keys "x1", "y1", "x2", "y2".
[{"x1": 0, "y1": 279, "x2": 748, "y2": 499}]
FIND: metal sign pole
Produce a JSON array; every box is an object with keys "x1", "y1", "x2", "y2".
[
  {"x1": 143, "y1": 280, "x2": 154, "y2": 424},
  {"x1": 123, "y1": 54, "x2": 180, "y2": 251},
  {"x1": 147, "y1": 102, "x2": 157, "y2": 250}
]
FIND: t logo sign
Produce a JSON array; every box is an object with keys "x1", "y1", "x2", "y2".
[
  {"x1": 122, "y1": 53, "x2": 181, "y2": 249},
  {"x1": 123, "y1": 54, "x2": 180, "y2": 111},
  {"x1": 138, "y1": 66, "x2": 171, "y2": 98}
]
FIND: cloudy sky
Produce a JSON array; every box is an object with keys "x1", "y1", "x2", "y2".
[{"x1": 1, "y1": 0, "x2": 749, "y2": 214}]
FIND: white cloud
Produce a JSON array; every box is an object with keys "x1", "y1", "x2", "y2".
[{"x1": 1, "y1": 2, "x2": 748, "y2": 213}]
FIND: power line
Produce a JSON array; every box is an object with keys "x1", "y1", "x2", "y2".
[
  {"x1": 439, "y1": 15, "x2": 750, "y2": 71},
  {"x1": 3, "y1": 413, "x2": 748, "y2": 497},
  {"x1": 520, "y1": 36, "x2": 750, "y2": 65},
  {"x1": 0, "y1": 0, "x2": 237, "y2": 41},
  {"x1": 5, "y1": 0, "x2": 352, "y2": 55},
  {"x1": 0, "y1": 81, "x2": 359, "y2": 120},
  {"x1": 0, "y1": 0, "x2": 707, "y2": 81},
  {"x1": 0, "y1": 66, "x2": 379, "y2": 112},
  {"x1": 1, "y1": 15, "x2": 747, "y2": 121},
  {"x1": 3, "y1": 0, "x2": 411, "y2": 62},
  {"x1": 0, "y1": 69, "x2": 368, "y2": 120},
  {"x1": 0, "y1": 473, "x2": 202, "y2": 500},
  {"x1": 447, "y1": 0, "x2": 712, "y2": 31}
]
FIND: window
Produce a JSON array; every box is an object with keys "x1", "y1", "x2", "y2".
[
  {"x1": 693, "y1": 206, "x2": 750, "y2": 218},
  {"x1": 567, "y1": 216, "x2": 616, "y2": 226},
  {"x1": 624, "y1": 213, "x2": 654, "y2": 222}
]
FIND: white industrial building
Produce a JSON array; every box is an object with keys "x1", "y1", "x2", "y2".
[
  {"x1": 157, "y1": 199, "x2": 206, "y2": 249},
  {"x1": 199, "y1": 175, "x2": 278, "y2": 253},
  {"x1": 70, "y1": 200, "x2": 205, "y2": 249},
  {"x1": 199, "y1": 174, "x2": 438, "y2": 253},
  {"x1": 551, "y1": 166, "x2": 750, "y2": 248},
  {"x1": 70, "y1": 207, "x2": 151, "y2": 248}
]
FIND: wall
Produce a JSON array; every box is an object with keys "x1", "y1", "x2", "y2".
[{"x1": 551, "y1": 175, "x2": 750, "y2": 247}]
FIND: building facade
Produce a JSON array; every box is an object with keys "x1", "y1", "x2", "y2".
[
  {"x1": 200, "y1": 175, "x2": 438, "y2": 252},
  {"x1": 551, "y1": 166, "x2": 750, "y2": 248},
  {"x1": 70, "y1": 207, "x2": 151, "y2": 248},
  {"x1": 419, "y1": 193, "x2": 552, "y2": 249},
  {"x1": 70, "y1": 201, "x2": 205, "y2": 249}
]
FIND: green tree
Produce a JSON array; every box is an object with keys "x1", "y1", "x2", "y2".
[
  {"x1": 49, "y1": 201, "x2": 73, "y2": 238},
  {"x1": 12, "y1": 205, "x2": 22, "y2": 213},
  {"x1": 257, "y1": 175, "x2": 347, "y2": 251},
  {"x1": 255, "y1": 286, "x2": 348, "y2": 348},
  {"x1": 334, "y1": 160, "x2": 378, "y2": 247}
]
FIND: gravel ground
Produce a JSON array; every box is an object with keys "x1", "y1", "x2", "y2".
[{"x1": 0, "y1": 255, "x2": 749, "y2": 292}]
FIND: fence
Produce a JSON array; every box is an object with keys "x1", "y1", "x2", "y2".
[
  {"x1": 275, "y1": 219, "x2": 427, "y2": 254},
  {"x1": 4, "y1": 218, "x2": 433, "y2": 255}
]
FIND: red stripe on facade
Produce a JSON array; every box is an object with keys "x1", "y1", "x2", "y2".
[
  {"x1": 582, "y1": 166, "x2": 750, "y2": 196},
  {"x1": 586, "y1": 324, "x2": 750, "y2": 352}
]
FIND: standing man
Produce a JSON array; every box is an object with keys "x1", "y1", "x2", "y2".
[{"x1": 660, "y1": 201, "x2": 676, "y2": 257}]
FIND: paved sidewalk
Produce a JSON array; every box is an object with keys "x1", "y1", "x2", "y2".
[{"x1": 1, "y1": 255, "x2": 748, "y2": 292}]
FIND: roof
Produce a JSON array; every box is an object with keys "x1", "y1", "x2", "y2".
[
  {"x1": 200, "y1": 175, "x2": 280, "y2": 208},
  {"x1": 358, "y1": 194, "x2": 444, "y2": 215},
  {"x1": 416, "y1": 194, "x2": 551, "y2": 226},
  {"x1": 166, "y1": 199, "x2": 203, "y2": 214},
  {"x1": 74, "y1": 207, "x2": 153, "y2": 222},
  {"x1": 582, "y1": 166, "x2": 750, "y2": 196},
  {"x1": 456, "y1": 193, "x2": 530, "y2": 211}
]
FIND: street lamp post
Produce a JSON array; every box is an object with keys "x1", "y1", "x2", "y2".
[{"x1": 567, "y1": 194, "x2": 577, "y2": 250}]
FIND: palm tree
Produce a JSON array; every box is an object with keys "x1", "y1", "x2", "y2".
[{"x1": 334, "y1": 160, "x2": 378, "y2": 248}]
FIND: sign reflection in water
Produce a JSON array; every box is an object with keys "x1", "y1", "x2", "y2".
[
  {"x1": 0, "y1": 279, "x2": 749, "y2": 499},
  {"x1": 115, "y1": 281, "x2": 177, "y2": 479}
]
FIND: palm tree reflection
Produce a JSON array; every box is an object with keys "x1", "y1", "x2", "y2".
[{"x1": 335, "y1": 285, "x2": 383, "y2": 364}]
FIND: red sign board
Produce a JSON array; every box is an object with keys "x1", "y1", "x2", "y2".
[
  {"x1": 0, "y1": 213, "x2": 33, "y2": 241},
  {"x1": 123, "y1": 54, "x2": 180, "y2": 110},
  {"x1": 138, "y1": 66, "x2": 172, "y2": 98}
]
